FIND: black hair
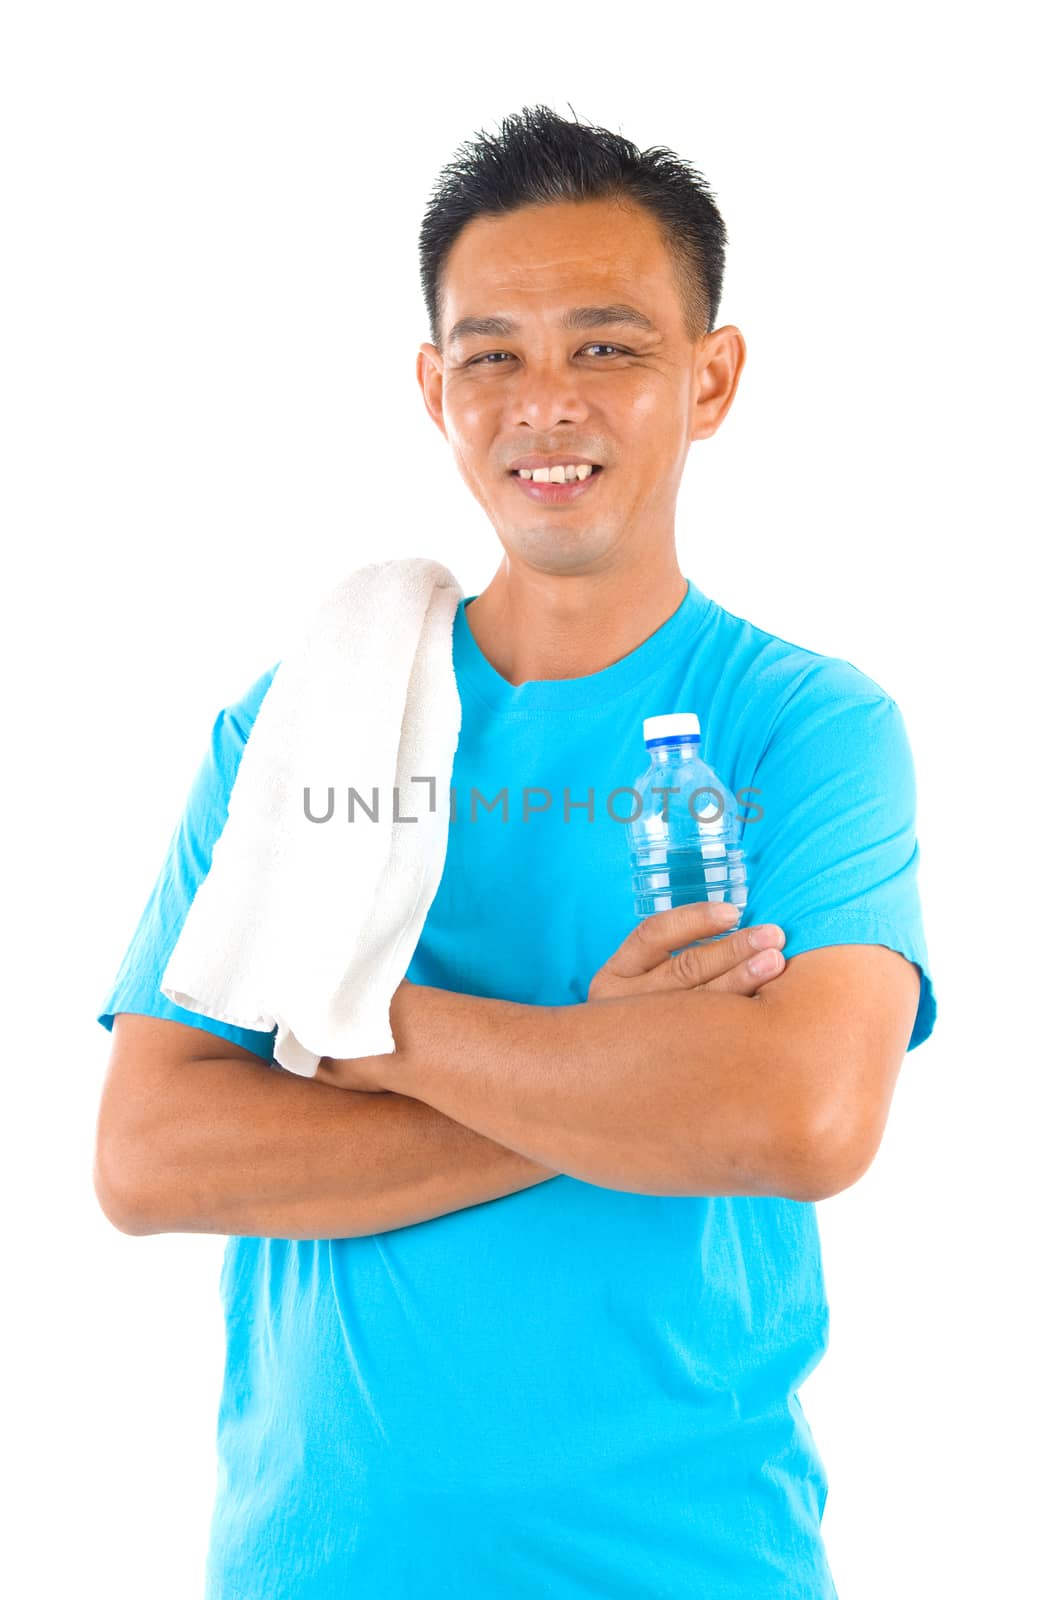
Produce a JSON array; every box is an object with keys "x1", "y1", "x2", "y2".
[{"x1": 418, "y1": 103, "x2": 728, "y2": 349}]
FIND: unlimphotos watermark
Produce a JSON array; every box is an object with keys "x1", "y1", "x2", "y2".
[{"x1": 301, "y1": 777, "x2": 765, "y2": 826}]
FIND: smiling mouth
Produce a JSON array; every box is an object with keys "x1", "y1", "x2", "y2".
[
  {"x1": 509, "y1": 465, "x2": 605, "y2": 481},
  {"x1": 507, "y1": 464, "x2": 605, "y2": 505}
]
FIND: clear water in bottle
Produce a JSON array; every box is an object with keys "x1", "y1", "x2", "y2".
[{"x1": 628, "y1": 712, "x2": 747, "y2": 945}]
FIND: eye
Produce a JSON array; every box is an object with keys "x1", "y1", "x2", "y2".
[{"x1": 467, "y1": 342, "x2": 630, "y2": 366}]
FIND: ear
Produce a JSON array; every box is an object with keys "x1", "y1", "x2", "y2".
[
  {"x1": 689, "y1": 324, "x2": 747, "y2": 444},
  {"x1": 416, "y1": 344, "x2": 448, "y2": 444}
]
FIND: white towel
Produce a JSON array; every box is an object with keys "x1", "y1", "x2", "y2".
[{"x1": 161, "y1": 556, "x2": 464, "y2": 1077}]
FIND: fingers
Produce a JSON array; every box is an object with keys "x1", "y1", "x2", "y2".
[
  {"x1": 696, "y1": 935, "x2": 786, "y2": 996},
  {"x1": 603, "y1": 901, "x2": 749, "y2": 979},
  {"x1": 663, "y1": 921, "x2": 787, "y2": 996}
]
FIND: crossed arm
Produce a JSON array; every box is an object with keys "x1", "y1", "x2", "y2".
[
  {"x1": 317, "y1": 935, "x2": 921, "y2": 1201},
  {"x1": 97, "y1": 905, "x2": 921, "y2": 1237}
]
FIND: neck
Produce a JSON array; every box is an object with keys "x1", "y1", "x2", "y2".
[{"x1": 463, "y1": 550, "x2": 689, "y2": 686}]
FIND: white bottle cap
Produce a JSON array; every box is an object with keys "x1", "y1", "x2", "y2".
[{"x1": 643, "y1": 712, "x2": 701, "y2": 744}]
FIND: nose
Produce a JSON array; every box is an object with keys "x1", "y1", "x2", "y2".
[{"x1": 506, "y1": 361, "x2": 592, "y2": 433}]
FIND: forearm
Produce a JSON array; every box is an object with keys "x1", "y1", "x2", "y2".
[
  {"x1": 131, "y1": 1057, "x2": 557, "y2": 1240},
  {"x1": 383, "y1": 983, "x2": 806, "y2": 1197}
]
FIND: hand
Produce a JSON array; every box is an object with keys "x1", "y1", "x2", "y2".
[{"x1": 587, "y1": 902, "x2": 786, "y2": 1004}]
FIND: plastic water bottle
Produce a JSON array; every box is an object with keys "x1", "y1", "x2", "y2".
[{"x1": 628, "y1": 712, "x2": 748, "y2": 943}]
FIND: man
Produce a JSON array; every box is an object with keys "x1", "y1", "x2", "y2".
[{"x1": 94, "y1": 104, "x2": 936, "y2": 1598}]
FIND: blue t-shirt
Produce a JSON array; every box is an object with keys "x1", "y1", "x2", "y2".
[{"x1": 97, "y1": 577, "x2": 936, "y2": 1598}]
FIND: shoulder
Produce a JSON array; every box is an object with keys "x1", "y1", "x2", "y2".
[
  {"x1": 187, "y1": 661, "x2": 282, "y2": 822},
  {"x1": 705, "y1": 594, "x2": 898, "y2": 723},
  {"x1": 222, "y1": 661, "x2": 281, "y2": 743},
  {"x1": 206, "y1": 661, "x2": 281, "y2": 773}
]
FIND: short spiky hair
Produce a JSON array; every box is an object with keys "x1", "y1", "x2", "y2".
[{"x1": 418, "y1": 104, "x2": 728, "y2": 349}]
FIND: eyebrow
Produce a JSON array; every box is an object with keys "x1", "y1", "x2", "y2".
[{"x1": 445, "y1": 303, "x2": 659, "y2": 348}]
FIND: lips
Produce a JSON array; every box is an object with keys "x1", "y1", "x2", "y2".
[
  {"x1": 509, "y1": 466, "x2": 604, "y2": 504},
  {"x1": 509, "y1": 465, "x2": 604, "y2": 481}
]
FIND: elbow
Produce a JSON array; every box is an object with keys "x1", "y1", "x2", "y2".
[
  {"x1": 779, "y1": 1103, "x2": 880, "y2": 1202},
  {"x1": 93, "y1": 1137, "x2": 158, "y2": 1236}
]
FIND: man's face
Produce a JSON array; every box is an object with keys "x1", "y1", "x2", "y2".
[{"x1": 417, "y1": 196, "x2": 743, "y2": 577}]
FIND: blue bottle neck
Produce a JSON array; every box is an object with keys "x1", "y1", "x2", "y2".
[{"x1": 647, "y1": 738, "x2": 701, "y2": 767}]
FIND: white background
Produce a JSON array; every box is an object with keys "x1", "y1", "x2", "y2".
[{"x1": 4, "y1": 3, "x2": 1054, "y2": 1596}]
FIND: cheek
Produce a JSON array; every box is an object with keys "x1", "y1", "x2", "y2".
[
  {"x1": 442, "y1": 384, "x2": 495, "y2": 453},
  {"x1": 623, "y1": 376, "x2": 681, "y2": 426},
  {"x1": 619, "y1": 382, "x2": 687, "y2": 467},
  {"x1": 443, "y1": 399, "x2": 499, "y2": 498}
]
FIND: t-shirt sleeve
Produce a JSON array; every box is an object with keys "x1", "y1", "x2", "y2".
[
  {"x1": 96, "y1": 666, "x2": 280, "y2": 1061},
  {"x1": 740, "y1": 669, "x2": 937, "y2": 1051}
]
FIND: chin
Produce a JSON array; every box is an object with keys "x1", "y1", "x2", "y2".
[{"x1": 503, "y1": 524, "x2": 616, "y2": 572}]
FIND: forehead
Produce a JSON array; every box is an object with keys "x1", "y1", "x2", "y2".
[{"x1": 439, "y1": 197, "x2": 681, "y2": 332}]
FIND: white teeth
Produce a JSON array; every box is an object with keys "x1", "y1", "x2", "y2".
[{"x1": 518, "y1": 464, "x2": 595, "y2": 483}]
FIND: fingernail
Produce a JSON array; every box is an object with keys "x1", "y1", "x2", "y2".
[
  {"x1": 749, "y1": 925, "x2": 780, "y2": 949},
  {"x1": 717, "y1": 904, "x2": 740, "y2": 922},
  {"x1": 749, "y1": 950, "x2": 781, "y2": 976}
]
